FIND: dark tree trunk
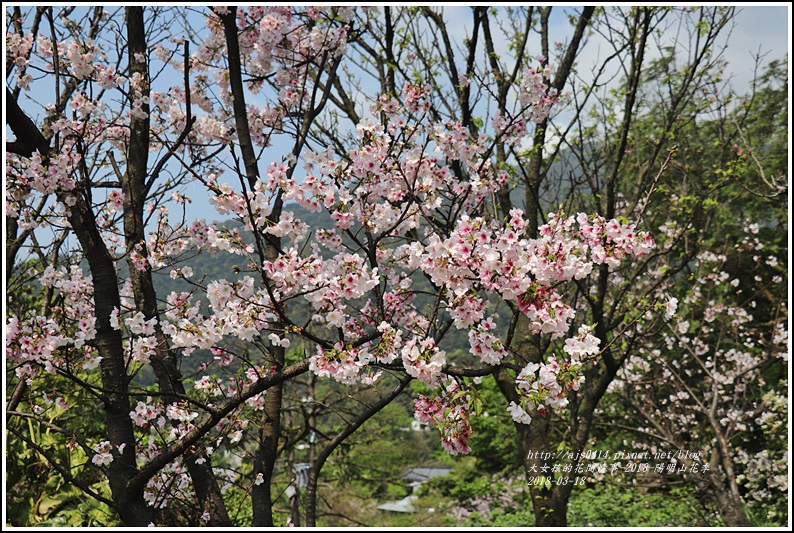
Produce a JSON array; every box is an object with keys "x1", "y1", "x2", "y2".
[
  {"x1": 122, "y1": 7, "x2": 231, "y2": 525},
  {"x1": 6, "y1": 77, "x2": 153, "y2": 527},
  {"x1": 218, "y1": 7, "x2": 285, "y2": 525},
  {"x1": 251, "y1": 382, "x2": 283, "y2": 527}
]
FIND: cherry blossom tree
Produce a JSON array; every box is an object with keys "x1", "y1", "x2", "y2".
[
  {"x1": 6, "y1": 5, "x2": 774, "y2": 528},
  {"x1": 324, "y1": 6, "x2": 746, "y2": 526},
  {"x1": 7, "y1": 5, "x2": 356, "y2": 525},
  {"x1": 602, "y1": 62, "x2": 789, "y2": 526},
  {"x1": 611, "y1": 239, "x2": 787, "y2": 526}
]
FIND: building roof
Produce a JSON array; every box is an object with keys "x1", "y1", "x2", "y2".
[{"x1": 402, "y1": 467, "x2": 453, "y2": 483}]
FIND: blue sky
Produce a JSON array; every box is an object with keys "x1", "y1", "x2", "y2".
[
  {"x1": 439, "y1": 5, "x2": 789, "y2": 94},
  {"x1": 719, "y1": 4, "x2": 790, "y2": 90},
  {"x1": 4, "y1": 5, "x2": 790, "y2": 229},
  {"x1": 195, "y1": 5, "x2": 791, "y2": 223}
]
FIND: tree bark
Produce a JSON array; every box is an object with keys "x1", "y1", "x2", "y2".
[
  {"x1": 122, "y1": 7, "x2": 231, "y2": 525},
  {"x1": 218, "y1": 8, "x2": 284, "y2": 526},
  {"x1": 6, "y1": 78, "x2": 153, "y2": 528},
  {"x1": 498, "y1": 7, "x2": 594, "y2": 527}
]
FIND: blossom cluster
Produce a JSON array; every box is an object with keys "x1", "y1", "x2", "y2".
[
  {"x1": 415, "y1": 381, "x2": 473, "y2": 455},
  {"x1": 508, "y1": 324, "x2": 597, "y2": 424},
  {"x1": 6, "y1": 265, "x2": 99, "y2": 378}
]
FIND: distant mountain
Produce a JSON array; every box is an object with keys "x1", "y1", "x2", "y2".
[{"x1": 148, "y1": 199, "x2": 515, "y2": 370}]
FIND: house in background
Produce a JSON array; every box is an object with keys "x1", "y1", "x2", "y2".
[{"x1": 377, "y1": 466, "x2": 453, "y2": 513}]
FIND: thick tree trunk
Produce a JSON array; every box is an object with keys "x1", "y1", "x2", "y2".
[
  {"x1": 219, "y1": 8, "x2": 286, "y2": 525},
  {"x1": 516, "y1": 419, "x2": 570, "y2": 527},
  {"x1": 495, "y1": 315, "x2": 573, "y2": 526},
  {"x1": 711, "y1": 484, "x2": 750, "y2": 526},
  {"x1": 252, "y1": 382, "x2": 283, "y2": 526},
  {"x1": 121, "y1": 8, "x2": 232, "y2": 525},
  {"x1": 85, "y1": 219, "x2": 152, "y2": 527},
  {"x1": 6, "y1": 80, "x2": 153, "y2": 527}
]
